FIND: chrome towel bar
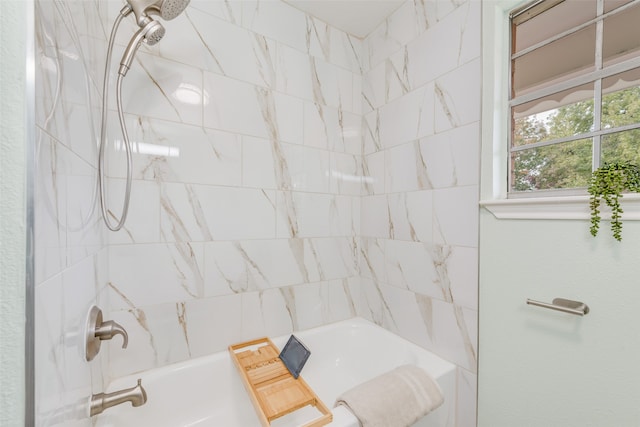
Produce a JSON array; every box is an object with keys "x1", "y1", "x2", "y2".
[{"x1": 526, "y1": 298, "x2": 590, "y2": 316}]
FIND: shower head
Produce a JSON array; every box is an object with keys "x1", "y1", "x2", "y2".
[
  {"x1": 118, "y1": 19, "x2": 165, "y2": 76},
  {"x1": 126, "y1": 0, "x2": 190, "y2": 26},
  {"x1": 117, "y1": 0, "x2": 189, "y2": 76},
  {"x1": 117, "y1": 0, "x2": 189, "y2": 51},
  {"x1": 141, "y1": 21, "x2": 166, "y2": 46},
  {"x1": 158, "y1": 0, "x2": 191, "y2": 20}
]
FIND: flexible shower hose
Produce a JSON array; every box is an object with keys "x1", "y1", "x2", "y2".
[{"x1": 98, "y1": 11, "x2": 133, "y2": 232}]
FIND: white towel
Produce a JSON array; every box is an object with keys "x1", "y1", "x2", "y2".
[{"x1": 334, "y1": 365, "x2": 444, "y2": 427}]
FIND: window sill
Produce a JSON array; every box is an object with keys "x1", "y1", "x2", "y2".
[{"x1": 480, "y1": 194, "x2": 640, "y2": 220}]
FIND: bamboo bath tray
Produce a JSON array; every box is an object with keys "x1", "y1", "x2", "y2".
[{"x1": 229, "y1": 337, "x2": 332, "y2": 427}]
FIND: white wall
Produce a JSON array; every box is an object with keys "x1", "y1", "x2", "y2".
[
  {"x1": 103, "y1": 0, "x2": 364, "y2": 379},
  {"x1": 478, "y1": 1, "x2": 640, "y2": 425},
  {"x1": 478, "y1": 213, "x2": 640, "y2": 426},
  {"x1": 34, "y1": 0, "x2": 109, "y2": 425},
  {"x1": 359, "y1": 2, "x2": 480, "y2": 426},
  {"x1": 34, "y1": 1, "x2": 364, "y2": 424},
  {"x1": 0, "y1": 1, "x2": 28, "y2": 425}
]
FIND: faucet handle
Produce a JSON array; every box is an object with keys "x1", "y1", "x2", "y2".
[
  {"x1": 95, "y1": 320, "x2": 129, "y2": 349},
  {"x1": 86, "y1": 306, "x2": 129, "y2": 361}
]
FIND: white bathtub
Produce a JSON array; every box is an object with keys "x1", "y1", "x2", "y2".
[{"x1": 95, "y1": 318, "x2": 456, "y2": 427}]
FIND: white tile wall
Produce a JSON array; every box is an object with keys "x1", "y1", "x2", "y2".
[
  {"x1": 360, "y1": 2, "x2": 480, "y2": 426},
  {"x1": 34, "y1": 0, "x2": 479, "y2": 426}
]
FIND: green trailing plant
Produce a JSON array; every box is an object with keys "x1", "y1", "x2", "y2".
[{"x1": 588, "y1": 161, "x2": 640, "y2": 241}]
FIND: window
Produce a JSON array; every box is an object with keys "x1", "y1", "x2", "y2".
[{"x1": 509, "y1": 0, "x2": 640, "y2": 196}]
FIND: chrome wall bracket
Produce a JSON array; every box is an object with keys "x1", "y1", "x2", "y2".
[
  {"x1": 526, "y1": 297, "x2": 590, "y2": 316},
  {"x1": 85, "y1": 305, "x2": 129, "y2": 361}
]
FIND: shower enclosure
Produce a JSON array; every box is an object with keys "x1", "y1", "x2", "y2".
[{"x1": 31, "y1": 0, "x2": 479, "y2": 425}]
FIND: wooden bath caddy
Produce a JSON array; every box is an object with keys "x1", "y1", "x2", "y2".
[{"x1": 229, "y1": 337, "x2": 332, "y2": 427}]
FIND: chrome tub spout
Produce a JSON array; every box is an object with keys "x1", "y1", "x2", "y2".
[{"x1": 90, "y1": 379, "x2": 147, "y2": 417}]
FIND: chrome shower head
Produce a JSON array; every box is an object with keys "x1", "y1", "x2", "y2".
[
  {"x1": 159, "y1": 0, "x2": 190, "y2": 20},
  {"x1": 118, "y1": 19, "x2": 165, "y2": 76},
  {"x1": 143, "y1": 21, "x2": 166, "y2": 46},
  {"x1": 126, "y1": 0, "x2": 190, "y2": 26},
  {"x1": 117, "y1": 0, "x2": 188, "y2": 76}
]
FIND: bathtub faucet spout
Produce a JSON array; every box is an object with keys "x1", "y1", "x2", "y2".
[{"x1": 90, "y1": 379, "x2": 147, "y2": 417}]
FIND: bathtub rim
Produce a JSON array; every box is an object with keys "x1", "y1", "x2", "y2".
[{"x1": 105, "y1": 316, "x2": 456, "y2": 388}]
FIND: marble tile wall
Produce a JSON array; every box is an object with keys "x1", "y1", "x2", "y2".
[
  {"x1": 34, "y1": 1, "x2": 110, "y2": 426},
  {"x1": 360, "y1": 1, "x2": 480, "y2": 426},
  {"x1": 34, "y1": 0, "x2": 365, "y2": 424},
  {"x1": 33, "y1": 0, "x2": 480, "y2": 426},
  {"x1": 101, "y1": 0, "x2": 365, "y2": 380}
]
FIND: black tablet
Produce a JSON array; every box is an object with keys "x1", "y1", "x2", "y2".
[{"x1": 279, "y1": 335, "x2": 310, "y2": 379}]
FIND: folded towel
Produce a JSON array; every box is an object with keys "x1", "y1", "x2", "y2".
[{"x1": 334, "y1": 364, "x2": 444, "y2": 427}]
